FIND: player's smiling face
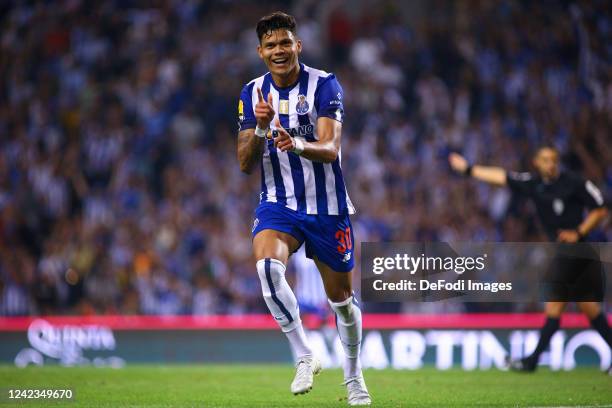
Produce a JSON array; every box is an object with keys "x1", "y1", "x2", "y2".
[{"x1": 258, "y1": 29, "x2": 301, "y2": 80}]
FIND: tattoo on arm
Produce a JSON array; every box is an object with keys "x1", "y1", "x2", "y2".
[{"x1": 237, "y1": 129, "x2": 264, "y2": 174}]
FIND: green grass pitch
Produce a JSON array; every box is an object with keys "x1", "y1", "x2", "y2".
[{"x1": 0, "y1": 365, "x2": 610, "y2": 407}]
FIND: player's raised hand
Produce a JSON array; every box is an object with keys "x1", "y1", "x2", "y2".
[
  {"x1": 255, "y1": 88, "x2": 275, "y2": 129},
  {"x1": 273, "y1": 118, "x2": 296, "y2": 152},
  {"x1": 449, "y1": 152, "x2": 469, "y2": 174}
]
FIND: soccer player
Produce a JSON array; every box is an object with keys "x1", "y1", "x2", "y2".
[
  {"x1": 291, "y1": 246, "x2": 332, "y2": 326},
  {"x1": 236, "y1": 12, "x2": 371, "y2": 405},
  {"x1": 449, "y1": 147, "x2": 611, "y2": 373}
]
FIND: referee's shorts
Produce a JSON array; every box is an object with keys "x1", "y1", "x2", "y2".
[{"x1": 540, "y1": 244, "x2": 605, "y2": 302}]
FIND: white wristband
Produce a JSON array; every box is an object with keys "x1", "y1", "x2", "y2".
[
  {"x1": 292, "y1": 137, "x2": 305, "y2": 155},
  {"x1": 254, "y1": 126, "x2": 268, "y2": 138}
]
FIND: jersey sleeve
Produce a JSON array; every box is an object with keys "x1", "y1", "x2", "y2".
[
  {"x1": 506, "y1": 171, "x2": 535, "y2": 197},
  {"x1": 576, "y1": 178, "x2": 606, "y2": 209},
  {"x1": 238, "y1": 83, "x2": 256, "y2": 131},
  {"x1": 314, "y1": 74, "x2": 344, "y2": 123}
]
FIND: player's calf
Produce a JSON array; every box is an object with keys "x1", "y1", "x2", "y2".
[
  {"x1": 329, "y1": 295, "x2": 371, "y2": 405},
  {"x1": 256, "y1": 258, "x2": 320, "y2": 394},
  {"x1": 256, "y1": 258, "x2": 301, "y2": 333},
  {"x1": 329, "y1": 295, "x2": 363, "y2": 375}
]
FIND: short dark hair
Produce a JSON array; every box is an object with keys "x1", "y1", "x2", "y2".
[
  {"x1": 256, "y1": 12, "x2": 297, "y2": 42},
  {"x1": 535, "y1": 144, "x2": 559, "y2": 156}
]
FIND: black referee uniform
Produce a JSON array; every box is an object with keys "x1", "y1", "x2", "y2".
[
  {"x1": 504, "y1": 170, "x2": 612, "y2": 372},
  {"x1": 506, "y1": 170, "x2": 607, "y2": 301}
]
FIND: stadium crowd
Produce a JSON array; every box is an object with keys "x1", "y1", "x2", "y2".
[{"x1": 0, "y1": 0, "x2": 610, "y2": 316}]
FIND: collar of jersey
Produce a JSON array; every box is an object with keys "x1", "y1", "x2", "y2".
[
  {"x1": 268, "y1": 63, "x2": 304, "y2": 92},
  {"x1": 540, "y1": 172, "x2": 562, "y2": 185}
]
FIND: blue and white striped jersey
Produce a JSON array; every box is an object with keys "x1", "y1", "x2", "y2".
[{"x1": 238, "y1": 63, "x2": 355, "y2": 215}]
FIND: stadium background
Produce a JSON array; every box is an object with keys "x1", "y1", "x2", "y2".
[{"x1": 0, "y1": 0, "x2": 610, "y2": 370}]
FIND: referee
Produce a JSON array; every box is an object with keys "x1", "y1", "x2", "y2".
[{"x1": 449, "y1": 146, "x2": 611, "y2": 372}]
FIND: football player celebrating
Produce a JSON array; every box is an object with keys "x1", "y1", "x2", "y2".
[{"x1": 237, "y1": 12, "x2": 371, "y2": 405}]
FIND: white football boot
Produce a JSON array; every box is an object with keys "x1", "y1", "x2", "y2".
[
  {"x1": 291, "y1": 356, "x2": 322, "y2": 395},
  {"x1": 343, "y1": 376, "x2": 371, "y2": 406}
]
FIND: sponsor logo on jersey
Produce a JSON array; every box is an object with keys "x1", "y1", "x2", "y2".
[{"x1": 286, "y1": 123, "x2": 314, "y2": 138}]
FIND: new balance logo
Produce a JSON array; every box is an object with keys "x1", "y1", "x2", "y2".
[{"x1": 252, "y1": 218, "x2": 259, "y2": 232}]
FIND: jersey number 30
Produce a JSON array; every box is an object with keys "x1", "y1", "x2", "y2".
[{"x1": 335, "y1": 227, "x2": 352, "y2": 253}]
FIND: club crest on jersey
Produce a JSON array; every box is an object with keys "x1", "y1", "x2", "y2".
[{"x1": 296, "y1": 94, "x2": 309, "y2": 114}]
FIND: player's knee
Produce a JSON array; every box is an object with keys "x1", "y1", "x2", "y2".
[
  {"x1": 324, "y1": 279, "x2": 352, "y2": 303},
  {"x1": 327, "y1": 289, "x2": 351, "y2": 303},
  {"x1": 255, "y1": 258, "x2": 300, "y2": 332},
  {"x1": 252, "y1": 230, "x2": 294, "y2": 263},
  {"x1": 545, "y1": 302, "x2": 565, "y2": 317},
  {"x1": 256, "y1": 258, "x2": 286, "y2": 289},
  {"x1": 577, "y1": 301, "x2": 600, "y2": 319}
]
